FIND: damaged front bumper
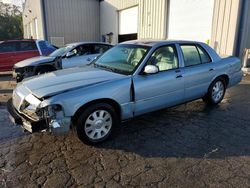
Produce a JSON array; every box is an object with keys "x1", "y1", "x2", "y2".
[
  {"x1": 12, "y1": 69, "x2": 23, "y2": 82},
  {"x1": 7, "y1": 99, "x2": 71, "y2": 134},
  {"x1": 12, "y1": 67, "x2": 36, "y2": 83}
]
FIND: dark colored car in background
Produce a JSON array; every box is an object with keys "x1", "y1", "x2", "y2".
[
  {"x1": 13, "y1": 42, "x2": 113, "y2": 82},
  {"x1": 0, "y1": 39, "x2": 57, "y2": 72}
]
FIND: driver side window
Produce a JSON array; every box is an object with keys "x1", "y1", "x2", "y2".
[{"x1": 147, "y1": 45, "x2": 178, "y2": 72}]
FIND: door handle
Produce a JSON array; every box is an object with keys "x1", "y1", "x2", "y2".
[
  {"x1": 176, "y1": 75, "x2": 183, "y2": 78},
  {"x1": 175, "y1": 69, "x2": 181, "y2": 73},
  {"x1": 87, "y1": 58, "x2": 92, "y2": 61},
  {"x1": 209, "y1": 68, "x2": 214, "y2": 71}
]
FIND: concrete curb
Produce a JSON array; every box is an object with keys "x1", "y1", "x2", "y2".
[{"x1": 0, "y1": 72, "x2": 12, "y2": 77}]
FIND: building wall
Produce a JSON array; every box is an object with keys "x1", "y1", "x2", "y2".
[
  {"x1": 100, "y1": 0, "x2": 167, "y2": 44},
  {"x1": 211, "y1": 0, "x2": 242, "y2": 56},
  {"x1": 22, "y1": 0, "x2": 45, "y2": 39},
  {"x1": 44, "y1": 0, "x2": 100, "y2": 46},
  {"x1": 23, "y1": 0, "x2": 250, "y2": 55},
  {"x1": 138, "y1": 0, "x2": 168, "y2": 40}
]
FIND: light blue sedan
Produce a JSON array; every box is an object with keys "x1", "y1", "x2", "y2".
[{"x1": 8, "y1": 40, "x2": 243, "y2": 144}]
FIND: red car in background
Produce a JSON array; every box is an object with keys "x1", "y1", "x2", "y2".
[{"x1": 0, "y1": 39, "x2": 57, "y2": 72}]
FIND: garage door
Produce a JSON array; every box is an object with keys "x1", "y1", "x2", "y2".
[
  {"x1": 118, "y1": 6, "x2": 138, "y2": 43},
  {"x1": 168, "y1": 0, "x2": 214, "y2": 43}
]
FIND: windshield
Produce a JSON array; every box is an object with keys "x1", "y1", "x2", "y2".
[
  {"x1": 94, "y1": 45, "x2": 149, "y2": 74},
  {"x1": 49, "y1": 46, "x2": 72, "y2": 57}
]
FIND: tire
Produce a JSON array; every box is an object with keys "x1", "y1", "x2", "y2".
[
  {"x1": 203, "y1": 78, "x2": 226, "y2": 105},
  {"x1": 36, "y1": 66, "x2": 55, "y2": 75},
  {"x1": 75, "y1": 103, "x2": 119, "y2": 145}
]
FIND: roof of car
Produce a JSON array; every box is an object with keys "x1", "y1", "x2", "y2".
[
  {"x1": 120, "y1": 39, "x2": 203, "y2": 46},
  {"x1": 66, "y1": 42, "x2": 113, "y2": 47}
]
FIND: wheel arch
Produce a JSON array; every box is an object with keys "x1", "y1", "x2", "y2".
[
  {"x1": 213, "y1": 74, "x2": 229, "y2": 87},
  {"x1": 72, "y1": 98, "x2": 122, "y2": 125},
  {"x1": 204, "y1": 74, "x2": 230, "y2": 96}
]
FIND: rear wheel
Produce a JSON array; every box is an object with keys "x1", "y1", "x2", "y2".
[
  {"x1": 203, "y1": 78, "x2": 226, "y2": 105},
  {"x1": 75, "y1": 103, "x2": 119, "y2": 145}
]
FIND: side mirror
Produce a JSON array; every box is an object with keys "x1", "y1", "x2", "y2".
[
  {"x1": 66, "y1": 51, "x2": 75, "y2": 58},
  {"x1": 144, "y1": 65, "x2": 159, "y2": 74}
]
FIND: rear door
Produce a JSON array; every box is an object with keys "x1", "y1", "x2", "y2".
[
  {"x1": 0, "y1": 41, "x2": 18, "y2": 71},
  {"x1": 178, "y1": 44, "x2": 216, "y2": 101},
  {"x1": 133, "y1": 44, "x2": 185, "y2": 116},
  {"x1": 13, "y1": 41, "x2": 40, "y2": 64}
]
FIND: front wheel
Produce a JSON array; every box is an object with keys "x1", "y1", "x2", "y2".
[
  {"x1": 75, "y1": 103, "x2": 119, "y2": 145},
  {"x1": 203, "y1": 78, "x2": 226, "y2": 105}
]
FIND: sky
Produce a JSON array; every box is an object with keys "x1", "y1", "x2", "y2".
[{"x1": 1, "y1": 0, "x2": 24, "y2": 7}]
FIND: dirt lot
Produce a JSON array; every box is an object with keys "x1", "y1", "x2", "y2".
[{"x1": 0, "y1": 74, "x2": 250, "y2": 187}]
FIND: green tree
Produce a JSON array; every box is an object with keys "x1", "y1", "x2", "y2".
[{"x1": 0, "y1": 2, "x2": 23, "y2": 41}]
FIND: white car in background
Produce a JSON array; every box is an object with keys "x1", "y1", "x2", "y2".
[{"x1": 13, "y1": 42, "x2": 113, "y2": 82}]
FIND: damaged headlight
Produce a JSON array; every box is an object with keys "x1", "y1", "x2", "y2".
[
  {"x1": 38, "y1": 100, "x2": 64, "y2": 119},
  {"x1": 25, "y1": 94, "x2": 41, "y2": 107},
  {"x1": 20, "y1": 94, "x2": 42, "y2": 121}
]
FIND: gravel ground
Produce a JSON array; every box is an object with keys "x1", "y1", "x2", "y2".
[{"x1": 0, "y1": 74, "x2": 250, "y2": 187}]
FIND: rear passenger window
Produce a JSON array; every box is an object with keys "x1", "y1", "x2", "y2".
[
  {"x1": 19, "y1": 42, "x2": 37, "y2": 51},
  {"x1": 0, "y1": 42, "x2": 18, "y2": 53},
  {"x1": 181, "y1": 44, "x2": 211, "y2": 67},
  {"x1": 197, "y1": 46, "x2": 211, "y2": 63},
  {"x1": 181, "y1": 45, "x2": 201, "y2": 67}
]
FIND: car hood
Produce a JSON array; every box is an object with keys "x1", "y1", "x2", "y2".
[
  {"x1": 21, "y1": 66, "x2": 127, "y2": 98},
  {"x1": 14, "y1": 56, "x2": 56, "y2": 68}
]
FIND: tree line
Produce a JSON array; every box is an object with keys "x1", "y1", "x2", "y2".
[{"x1": 0, "y1": 2, "x2": 23, "y2": 41}]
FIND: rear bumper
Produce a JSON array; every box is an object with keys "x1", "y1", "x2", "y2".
[
  {"x1": 228, "y1": 70, "x2": 243, "y2": 88},
  {"x1": 7, "y1": 99, "x2": 47, "y2": 132}
]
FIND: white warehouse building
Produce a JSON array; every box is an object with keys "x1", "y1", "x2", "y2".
[{"x1": 23, "y1": 0, "x2": 250, "y2": 57}]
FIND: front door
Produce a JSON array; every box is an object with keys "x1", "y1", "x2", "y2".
[
  {"x1": 62, "y1": 44, "x2": 93, "y2": 69},
  {"x1": 133, "y1": 45, "x2": 185, "y2": 116}
]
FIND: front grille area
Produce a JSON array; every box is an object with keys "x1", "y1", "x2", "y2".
[{"x1": 11, "y1": 85, "x2": 44, "y2": 122}]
